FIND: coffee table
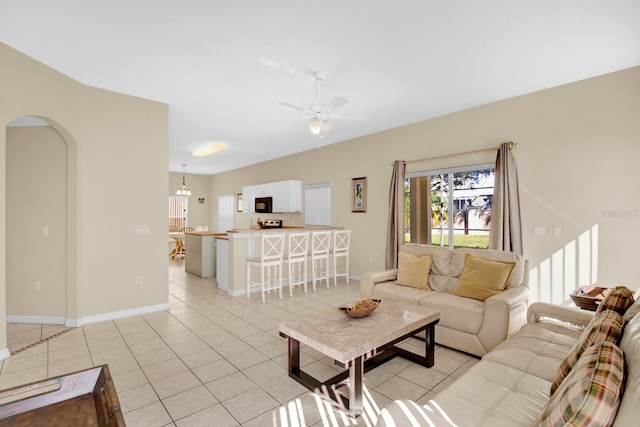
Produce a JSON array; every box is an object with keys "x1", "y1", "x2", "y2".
[{"x1": 278, "y1": 299, "x2": 439, "y2": 416}]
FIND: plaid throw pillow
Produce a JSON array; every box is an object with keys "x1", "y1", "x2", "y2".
[
  {"x1": 550, "y1": 309, "x2": 623, "y2": 395},
  {"x1": 537, "y1": 341, "x2": 624, "y2": 427},
  {"x1": 596, "y1": 286, "x2": 635, "y2": 316}
]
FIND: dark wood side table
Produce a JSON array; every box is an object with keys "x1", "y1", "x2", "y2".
[{"x1": 0, "y1": 364, "x2": 124, "y2": 426}]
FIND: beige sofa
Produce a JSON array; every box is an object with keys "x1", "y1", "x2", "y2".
[
  {"x1": 361, "y1": 244, "x2": 528, "y2": 357},
  {"x1": 376, "y1": 295, "x2": 640, "y2": 426}
]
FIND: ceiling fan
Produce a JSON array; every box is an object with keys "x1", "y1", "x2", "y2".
[{"x1": 279, "y1": 71, "x2": 351, "y2": 135}]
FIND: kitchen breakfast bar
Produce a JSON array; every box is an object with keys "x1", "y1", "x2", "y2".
[{"x1": 217, "y1": 226, "x2": 343, "y2": 297}]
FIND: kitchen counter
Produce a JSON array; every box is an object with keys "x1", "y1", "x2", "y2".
[
  {"x1": 184, "y1": 232, "x2": 226, "y2": 278},
  {"x1": 185, "y1": 231, "x2": 227, "y2": 236},
  {"x1": 226, "y1": 226, "x2": 342, "y2": 233}
]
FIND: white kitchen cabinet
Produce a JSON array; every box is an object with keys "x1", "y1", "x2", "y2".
[
  {"x1": 216, "y1": 237, "x2": 229, "y2": 292},
  {"x1": 242, "y1": 180, "x2": 301, "y2": 213},
  {"x1": 243, "y1": 185, "x2": 256, "y2": 213},
  {"x1": 280, "y1": 179, "x2": 302, "y2": 212}
]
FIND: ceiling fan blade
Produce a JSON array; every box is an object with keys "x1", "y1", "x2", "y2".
[
  {"x1": 321, "y1": 96, "x2": 348, "y2": 112},
  {"x1": 278, "y1": 102, "x2": 308, "y2": 112},
  {"x1": 327, "y1": 113, "x2": 365, "y2": 121}
]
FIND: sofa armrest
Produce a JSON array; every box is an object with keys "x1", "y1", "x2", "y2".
[
  {"x1": 527, "y1": 302, "x2": 593, "y2": 327},
  {"x1": 477, "y1": 285, "x2": 529, "y2": 353},
  {"x1": 360, "y1": 269, "x2": 398, "y2": 298}
]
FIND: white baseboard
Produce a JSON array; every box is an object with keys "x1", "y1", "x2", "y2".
[
  {"x1": 65, "y1": 303, "x2": 171, "y2": 327},
  {"x1": 0, "y1": 347, "x2": 10, "y2": 361},
  {"x1": 6, "y1": 316, "x2": 66, "y2": 325}
]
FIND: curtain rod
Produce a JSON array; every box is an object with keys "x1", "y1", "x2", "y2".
[{"x1": 404, "y1": 141, "x2": 516, "y2": 164}]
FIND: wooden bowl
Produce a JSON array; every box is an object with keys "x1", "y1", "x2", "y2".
[{"x1": 338, "y1": 299, "x2": 381, "y2": 318}]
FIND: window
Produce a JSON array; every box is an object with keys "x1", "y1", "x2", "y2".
[
  {"x1": 169, "y1": 195, "x2": 189, "y2": 230},
  {"x1": 405, "y1": 164, "x2": 494, "y2": 249},
  {"x1": 304, "y1": 182, "x2": 332, "y2": 226}
]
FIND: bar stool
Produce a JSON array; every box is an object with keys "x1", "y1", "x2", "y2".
[
  {"x1": 173, "y1": 226, "x2": 195, "y2": 259},
  {"x1": 330, "y1": 229, "x2": 351, "y2": 286},
  {"x1": 246, "y1": 233, "x2": 285, "y2": 303},
  {"x1": 309, "y1": 230, "x2": 331, "y2": 290},
  {"x1": 282, "y1": 232, "x2": 309, "y2": 297}
]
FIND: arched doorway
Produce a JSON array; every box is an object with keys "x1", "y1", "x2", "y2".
[{"x1": 5, "y1": 116, "x2": 77, "y2": 350}]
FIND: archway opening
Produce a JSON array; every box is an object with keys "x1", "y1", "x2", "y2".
[{"x1": 5, "y1": 115, "x2": 77, "y2": 354}]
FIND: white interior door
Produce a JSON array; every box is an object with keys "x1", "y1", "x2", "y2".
[{"x1": 217, "y1": 194, "x2": 235, "y2": 232}]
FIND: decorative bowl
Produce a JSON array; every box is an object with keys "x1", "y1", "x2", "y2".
[{"x1": 338, "y1": 299, "x2": 381, "y2": 318}]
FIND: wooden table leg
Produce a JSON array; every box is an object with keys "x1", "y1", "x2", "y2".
[
  {"x1": 288, "y1": 337, "x2": 301, "y2": 376},
  {"x1": 424, "y1": 322, "x2": 435, "y2": 368}
]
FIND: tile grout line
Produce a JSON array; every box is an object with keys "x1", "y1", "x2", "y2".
[{"x1": 10, "y1": 328, "x2": 74, "y2": 357}]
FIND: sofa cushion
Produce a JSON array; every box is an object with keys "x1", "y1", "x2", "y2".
[
  {"x1": 536, "y1": 341, "x2": 624, "y2": 427},
  {"x1": 371, "y1": 282, "x2": 436, "y2": 304},
  {"x1": 613, "y1": 310, "x2": 640, "y2": 426},
  {"x1": 399, "y1": 244, "x2": 455, "y2": 292},
  {"x1": 396, "y1": 252, "x2": 432, "y2": 290},
  {"x1": 483, "y1": 320, "x2": 583, "y2": 381},
  {"x1": 423, "y1": 360, "x2": 550, "y2": 426},
  {"x1": 550, "y1": 309, "x2": 623, "y2": 395},
  {"x1": 622, "y1": 297, "x2": 640, "y2": 322},
  {"x1": 596, "y1": 286, "x2": 635, "y2": 316},
  {"x1": 418, "y1": 292, "x2": 484, "y2": 334},
  {"x1": 397, "y1": 244, "x2": 525, "y2": 293},
  {"x1": 452, "y1": 255, "x2": 515, "y2": 301}
]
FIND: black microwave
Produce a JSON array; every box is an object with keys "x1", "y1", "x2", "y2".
[{"x1": 255, "y1": 196, "x2": 273, "y2": 213}]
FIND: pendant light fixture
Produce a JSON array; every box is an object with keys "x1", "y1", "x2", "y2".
[{"x1": 176, "y1": 164, "x2": 192, "y2": 196}]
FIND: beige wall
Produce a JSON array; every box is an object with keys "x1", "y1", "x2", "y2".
[
  {"x1": 78, "y1": 86, "x2": 168, "y2": 317},
  {"x1": 210, "y1": 66, "x2": 640, "y2": 305},
  {"x1": 0, "y1": 42, "x2": 169, "y2": 354},
  {"x1": 7, "y1": 126, "x2": 67, "y2": 318}
]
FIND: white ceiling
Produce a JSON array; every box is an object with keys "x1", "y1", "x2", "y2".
[{"x1": 1, "y1": 0, "x2": 639, "y2": 175}]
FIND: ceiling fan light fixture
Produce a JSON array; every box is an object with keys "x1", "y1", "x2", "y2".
[
  {"x1": 192, "y1": 142, "x2": 228, "y2": 157},
  {"x1": 281, "y1": 71, "x2": 350, "y2": 136},
  {"x1": 308, "y1": 117, "x2": 321, "y2": 134}
]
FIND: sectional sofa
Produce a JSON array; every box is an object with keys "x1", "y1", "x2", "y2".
[
  {"x1": 376, "y1": 287, "x2": 639, "y2": 426},
  {"x1": 361, "y1": 243, "x2": 528, "y2": 357}
]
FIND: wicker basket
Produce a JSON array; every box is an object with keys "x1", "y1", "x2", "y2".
[{"x1": 338, "y1": 299, "x2": 381, "y2": 318}]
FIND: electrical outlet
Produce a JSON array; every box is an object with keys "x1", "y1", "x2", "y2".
[
  {"x1": 135, "y1": 276, "x2": 142, "y2": 285},
  {"x1": 34, "y1": 281, "x2": 42, "y2": 292},
  {"x1": 368, "y1": 256, "x2": 373, "y2": 263}
]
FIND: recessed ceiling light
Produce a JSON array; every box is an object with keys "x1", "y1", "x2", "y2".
[{"x1": 192, "y1": 142, "x2": 228, "y2": 157}]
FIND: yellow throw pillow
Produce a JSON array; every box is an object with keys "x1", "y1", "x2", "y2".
[
  {"x1": 452, "y1": 254, "x2": 516, "y2": 301},
  {"x1": 396, "y1": 253, "x2": 433, "y2": 290}
]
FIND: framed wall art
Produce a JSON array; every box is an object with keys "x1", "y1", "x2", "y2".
[{"x1": 351, "y1": 177, "x2": 367, "y2": 213}]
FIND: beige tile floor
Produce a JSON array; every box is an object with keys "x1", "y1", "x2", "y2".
[{"x1": 0, "y1": 259, "x2": 479, "y2": 426}]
